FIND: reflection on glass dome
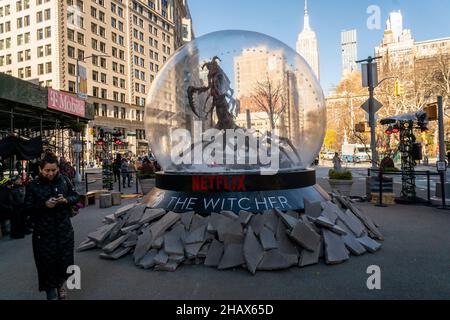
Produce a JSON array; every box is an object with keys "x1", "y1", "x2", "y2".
[{"x1": 145, "y1": 30, "x2": 326, "y2": 174}]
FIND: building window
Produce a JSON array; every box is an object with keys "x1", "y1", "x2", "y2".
[
  {"x1": 67, "y1": 45, "x2": 75, "y2": 58},
  {"x1": 45, "y1": 44, "x2": 51, "y2": 55},
  {"x1": 68, "y1": 80, "x2": 76, "y2": 92},
  {"x1": 120, "y1": 107, "x2": 125, "y2": 119},
  {"x1": 45, "y1": 62, "x2": 52, "y2": 73},
  {"x1": 101, "y1": 88, "x2": 107, "y2": 99},
  {"x1": 92, "y1": 86, "x2": 99, "y2": 97},
  {"x1": 94, "y1": 103, "x2": 99, "y2": 116},
  {"x1": 68, "y1": 63, "x2": 76, "y2": 75},
  {"x1": 38, "y1": 63, "x2": 44, "y2": 75},
  {"x1": 113, "y1": 106, "x2": 119, "y2": 118},
  {"x1": 101, "y1": 104, "x2": 107, "y2": 117}
]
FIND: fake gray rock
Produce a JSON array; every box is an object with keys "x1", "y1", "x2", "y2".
[
  {"x1": 276, "y1": 219, "x2": 299, "y2": 256},
  {"x1": 285, "y1": 211, "x2": 299, "y2": 220},
  {"x1": 151, "y1": 236, "x2": 164, "y2": 249},
  {"x1": 181, "y1": 211, "x2": 195, "y2": 230},
  {"x1": 154, "y1": 250, "x2": 169, "y2": 265},
  {"x1": 257, "y1": 250, "x2": 298, "y2": 271},
  {"x1": 238, "y1": 211, "x2": 253, "y2": 226},
  {"x1": 169, "y1": 254, "x2": 186, "y2": 264},
  {"x1": 323, "y1": 229, "x2": 349, "y2": 265},
  {"x1": 125, "y1": 204, "x2": 146, "y2": 226},
  {"x1": 304, "y1": 198, "x2": 323, "y2": 218},
  {"x1": 88, "y1": 222, "x2": 118, "y2": 243},
  {"x1": 133, "y1": 228, "x2": 153, "y2": 264},
  {"x1": 221, "y1": 210, "x2": 239, "y2": 220},
  {"x1": 204, "y1": 239, "x2": 224, "y2": 267},
  {"x1": 315, "y1": 216, "x2": 335, "y2": 229},
  {"x1": 103, "y1": 234, "x2": 129, "y2": 253},
  {"x1": 275, "y1": 209, "x2": 298, "y2": 230},
  {"x1": 139, "y1": 249, "x2": 158, "y2": 269},
  {"x1": 298, "y1": 241, "x2": 321, "y2": 267},
  {"x1": 155, "y1": 261, "x2": 179, "y2": 272},
  {"x1": 335, "y1": 209, "x2": 366, "y2": 237},
  {"x1": 100, "y1": 246, "x2": 131, "y2": 260},
  {"x1": 259, "y1": 227, "x2": 279, "y2": 251},
  {"x1": 248, "y1": 214, "x2": 265, "y2": 235},
  {"x1": 114, "y1": 203, "x2": 137, "y2": 218},
  {"x1": 197, "y1": 243, "x2": 211, "y2": 258},
  {"x1": 190, "y1": 214, "x2": 207, "y2": 231},
  {"x1": 218, "y1": 244, "x2": 245, "y2": 270},
  {"x1": 77, "y1": 239, "x2": 97, "y2": 252},
  {"x1": 149, "y1": 211, "x2": 181, "y2": 240},
  {"x1": 356, "y1": 235, "x2": 382, "y2": 253},
  {"x1": 263, "y1": 210, "x2": 279, "y2": 233},
  {"x1": 164, "y1": 227, "x2": 185, "y2": 256},
  {"x1": 104, "y1": 214, "x2": 117, "y2": 223},
  {"x1": 218, "y1": 220, "x2": 244, "y2": 244},
  {"x1": 243, "y1": 227, "x2": 265, "y2": 275},
  {"x1": 139, "y1": 208, "x2": 166, "y2": 225},
  {"x1": 184, "y1": 242, "x2": 205, "y2": 258},
  {"x1": 289, "y1": 220, "x2": 321, "y2": 252},
  {"x1": 120, "y1": 224, "x2": 140, "y2": 234},
  {"x1": 109, "y1": 219, "x2": 126, "y2": 240},
  {"x1": 184, "y1": 224, "x2": 206, "y2": 244},
  {"x1": 208, "y1": 213, "x2": 234, "y2": 234}
]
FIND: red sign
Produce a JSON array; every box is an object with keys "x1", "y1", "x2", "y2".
[
  {"x1": 192, "y1": 175, "x2": 247, "y2": 192},
  {"x1": 48, "y1": 88, "x2": 85, "y2": 117}
]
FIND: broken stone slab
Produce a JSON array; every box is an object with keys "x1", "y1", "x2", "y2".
[
  {"x1": 322, "y1": 229, "x2": 349, "y2": 265},
  {"x1": 304, "y1": 198, "x2": 323, "y2": 218},
  {"x1": 197, "y1": 243, "x2": 210, "y2": 258},
  {"x1": 180, "y1": 211, "x2": 195, "y2": 230},
  {"x1": 103, "y1": 234, "x2": 129, "y2": 254},
  {"x1": 275, "y1": 209, "x2": 298, "y2": 230},
  {"x1": 109, "y1": 219, "x2": 127, "y2": 240},
  {"x1": 330, "y1": 224, "x2": 347, "y2": 236},
  {"x1": 104, "y1": 214, "x2": 117, "y2": 223},
  {"x1": 285, "y1": 210, "x2": 299, "y2": 220},
  {"x1": 133, "y1": 228, "x2": 153, "y2": 264},
  {"x1": 257, "y1": 249, "x2": 298, "y2": 271},
  {"x1": 100, "y1": 247, "x2": 132, "y2": 260},
  {"x1": 151, "y1": 236, "x2": 164, "y2": 249},
  {"x1": 288, "y1": 220, "x2": 321, "y2": 252},
  {"x1": 164, "y1": 226, "x2": 185, "y2": 256},
  {"x1": 207, "y1": 213, "x2": 233, "y2": 233},
  {"x1": 356, "y1": 235, "x2": 382, "y2": 253},
  {"x1": 149, "y1": 211, "x2": 181, "y2": 240},
  {"x1": 221, "y1": 210, "x2": 239, "y2": 220},
  {"x1": 243, "y1": 226, "x2": 265, "y2": 275},
  {"x1": 114, "y1": 203, "x2": 138, "y2": 218},
  {"x1": 298, "y1": 241, "x2": 321, "y2": 267},
  {"x1": 238, "y1": 211, "x2": 253, "y2": 226},
  {"x1": 301, "y1": 215, "x2": 321, "y2": 233},
  {"x1": 88, "y1": 222, "x2": 118, "y2": 243},
  {"x1": 155, "y1": 261, "x2": 179, "y2": 272},
  {"x1": 184, "y1": 242, "x2": 205, "y2": 258},
  {"x1": 321, "y1": 203, "x2": 339, "y2": 224},
  {"x1": 169, "y1": 254, "x2": 186, "y2": 264},
  {"x1": 154, "y1": 250, "x2": 169, "y2": 265},
  {"x1": 263, "y1": 210, "x2": 279, "y2": 233},
  {"x1": 124, "y1": 204, "x2": 147, "y2": 226},
  {"x1": 204, "y1": 239, "x2": 224, "y2": 267},
  {"x1": 247, "y1": 213, "x2": 265, "y2": 235},
  {"x1": 184, "y1": 224, "x2": 206, "y2": 244},
  {"x1": 121, "y1": 224, "x2": 140, "y2": 234},
  {"x1": 139, "y1": 208, "x2": 166, "y2": 225},
  {"x1": 276, "y1": 219, "x2": 300, "y2": 256},
  {"x1": 218, "y1": 220, "x2": 244, "y2": 244},
  {"x1": 190, "y1": 214, "x2": 207, "y2": 231},
  {"x1": 315, "y1": 216, "x2": 335, "y2": 229},
  {"x1": 218, "y1": 244, "x2": 245, "y2": 270},
  {"x1": 139, "y1": 249, "x2": 158, "y2": 269},
  {"x1": 77, "y1": 239, "x2": 97, "y2": 252},
  {"x1": 259, "y1": 227, "x2": 279, "y2": 251}
]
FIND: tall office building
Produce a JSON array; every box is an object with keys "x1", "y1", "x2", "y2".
[
  {"x1": 0, "y1": 0, "x2": 192, "y2": 160},
  {"x1": 296, "y1": 0, "x2": 320, "y2": 81},
  {"x1": 341, "y1": 29, "x2": 357, "y2": 77}
]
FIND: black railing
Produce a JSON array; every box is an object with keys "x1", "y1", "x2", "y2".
[
  {"x1": 367, "y1": 169, "x2": 441, "y2": 207},
  {"x1": 85, "y1": 171, "x2": 139, "y2": 194}
]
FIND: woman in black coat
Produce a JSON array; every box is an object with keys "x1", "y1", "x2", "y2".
[{"x1": 24, "y1": 152, "x2": 80, "y2": 300}]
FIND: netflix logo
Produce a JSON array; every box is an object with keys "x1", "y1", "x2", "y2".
[{"x1": 192, "y1": 175, "x2": 247, "y2": 192}]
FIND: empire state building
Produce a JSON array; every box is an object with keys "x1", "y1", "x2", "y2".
[{"x1": 296, "y1": 0, "x2": 320, "y2": 81}]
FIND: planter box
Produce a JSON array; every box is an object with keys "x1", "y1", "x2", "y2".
[
  {"x1": 139, "y1": 178, "x2": 155, "y2": 195},
  {"x1": 328, "y1": 179, "x2": 354, "y2": 197}
]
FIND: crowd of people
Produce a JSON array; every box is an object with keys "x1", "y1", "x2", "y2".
[
  {"x1": 0, "y1": 151, "x2": 80, "y2": 300},
  {"x1": 112, "y1": 154, "x2": 160, "y2": 188}
]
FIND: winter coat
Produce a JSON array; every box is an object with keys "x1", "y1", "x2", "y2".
[
  {"x1": 24, "y1": 173, "x2": 80, "y2": 292},
  {"x1": 0, "y1": 186, "x2": 12, "y2": 221}
]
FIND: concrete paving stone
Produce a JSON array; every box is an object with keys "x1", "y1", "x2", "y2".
[
  {"x1": 184, "y1": 242, "x2": 205, "y2": 258},
  {"x1": 133, "y1": 228, "x2": 153, "y2": 264},
  {"x1": 184, "y1": 224, "x2": 206, "y2": 244},
  {"x1": 125, "y1": 204, "x2": 147, "y2": 226},
  {"x1": 315, "y1": 216, "x2": 335, "y2": 229},
  {"x1": 257, "y1": 249, "x2": 298, "y2": 271},
  {"x1": 204, "y1": 239, "x2": 224, "y2": 267},
  {"x1": 109, "y1": 219, "x2": 126, "y2": 240},
  {"x1": 164, "y1": 227, "x2": 185, "y2": 256},
  {"x1": 197, "y1": 243, "x2": 210, "y2": 258},
  {"x1": 238, "y1": 211, "x2": 254, "y2": 226},
  {"x1": 323, "y1": 229, "x2": 350, "y2": 265},
  {"x1": 330, "y1": 224, "x2": 348, "y2": 236},
  {"x1": 275, "y1": 219, "x2": 300, "y2": 256},
  {"x1": 298, "y1": 241, "x2": 321, "y2": 267},
  {"x1": 139, "y1": 249, "x2": 158, "y2": 269},
  {"x1": 221, "y1": 210, "x2": 239, "y2": 220},
  {"x1": 154, "y1": 249, "x2": 169, "y2": 265},
  {"x1": 301, "y1": 215, "x2": 320, "y2": 233},
  {"x1": 304, "y1": 198, "x2": 323, "y2": 218},
  {"x1": 335, "y1": 209, "x2": 366, "y2": 238},
  {"x1": 104, "y1": 214, "x2": 117, "y2": 223},
  {"x1": 114, "y1": 203, "x2": 137, "y2": 218},
  {"x1": 259, "y1": 227, "x2": 279, "y2": 251},
  {"x1": 207, "y1": 213, "x2": 233, "y2": 233},
  {"x1": 120, "y1": 224, "x2": 140, "y2": 234},
  {"x1": 356, "y1": 235, "x2": 382, "y2": 253},
  {"x1": 321, "y1": 206, "x2": 339, "y2": 224},
  {"x1": 154, "y1": 261, "x2": 179, "y2": 272},
  {"x1": 218, "y1": 244, "x2": 245, "y2": 270},
  {"x1": 122, "y1": 238, "x2": 138, "y2": 248},
  {"x1": 248, "y1": 214, "x2": 265, "y2": 235},
  {"x1": 139, "y1": 208, "x2": 166, "y2": 225},
  {"x1": 285, "y1": 210, "x2": 300, "y2": 220},
  {"x1": 180, "y1": 211, "x2": 195, "y2": 230},
  {"x1": 190, "y1": 214, "x2": 208, "y2": 231},
  {"x1": 149, "y1": 211, "x2": 181, "y2": 240},
  {"x1": 275, "y1": 209, "x2": 298, "y2": 230},
  {"x1": 100, "y1": 246, "x2": 132, "y2": 260},
  {"x1": 88, "y1": 222, "x2": 118, "y2": 243},
  {"x1": 218, "y1": 220, "x2": 244, "y2": 244},
  {"x1": 263, "y1": 210, "x2": 279, "y2": 233},
  {"x1": 77, "y1": 239, "x2": 97, "y2": 252},
  {"x1": 103, "y1": 234, "x2": 129, "y2": 254},
  {"x1": 151, "y1": 236, "x2": 164, "y2": 249},
  {"x1": 243, "y1": 226, "x2": 265, "y2": 275},
  {"x1": 288, "y1": 220, "x2": 321, "y2": 252},
  {"x1": 169, "y1": 254, "x2": 186, "y2": 264}
]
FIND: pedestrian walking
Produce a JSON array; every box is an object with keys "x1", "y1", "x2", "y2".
[
  {"x1": 113, "y1": 154, "x2": 122, "y2": 183},
  {"x1": 24, "y1": 151, "x2": 80, "y2": 300},
  {"x1": 9, "y1": 175, "x2": 27, "y2": 239},
  {"x1": 121, "y1": 158, "x2": 131, "y2": 188}
]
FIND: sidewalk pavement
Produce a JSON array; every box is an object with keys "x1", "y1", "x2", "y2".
[{"x1": 0, "y1": 179, "x2": 449, "y2": 300}]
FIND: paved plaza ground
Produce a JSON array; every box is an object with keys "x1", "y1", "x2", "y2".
[{"x1": 0, "y1": 173, "x2": 449, "y2": 300}]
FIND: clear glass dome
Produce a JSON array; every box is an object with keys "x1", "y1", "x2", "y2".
[{"x1": 145, "y1": 30, "x2": 326, "y2": 174}]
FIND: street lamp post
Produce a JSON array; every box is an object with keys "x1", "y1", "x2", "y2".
[{"x1": 75, "y1": 54, "x2": 109, "y2": 183}]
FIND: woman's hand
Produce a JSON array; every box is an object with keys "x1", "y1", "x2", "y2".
[
  {"x1": 55, "y1": 195, "x2": 68, "y2": 205},
  {"x1": 45, "y1": 198, "x2": 57, "y2": 209}
]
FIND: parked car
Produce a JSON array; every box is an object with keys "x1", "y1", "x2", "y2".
[{"x1": 321, "y1": 151, "x2": 335, "y2": 161}]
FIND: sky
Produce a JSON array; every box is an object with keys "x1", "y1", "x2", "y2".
[{"x1": 188, "y1": 0, "x2": 450, "y2": 95}]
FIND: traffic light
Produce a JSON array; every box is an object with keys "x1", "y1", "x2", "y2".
[
  {"x1": 394, "y1": 80, "x2": 405, "y2": 97},
  {"x1": 114, "y1": 138, "x2": 123, "y2": 145}
]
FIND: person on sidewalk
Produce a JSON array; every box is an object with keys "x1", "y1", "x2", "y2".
[
  {"x1": 10, "y1": 175, "x2": 27, "y2": 239},
  {"x1": 113, "y1": 154, "x2": 122, "y2": 183},
  {"x1": 24, "y1": 151, "x2": 80, "y2": 300},
  {"x1": 121, "y1": 158, "x2": 131, "y2": 188}
]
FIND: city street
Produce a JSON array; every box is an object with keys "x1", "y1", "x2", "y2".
[{"x1": 0, "y1": 174, "x2": 449, "y2": 300}]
